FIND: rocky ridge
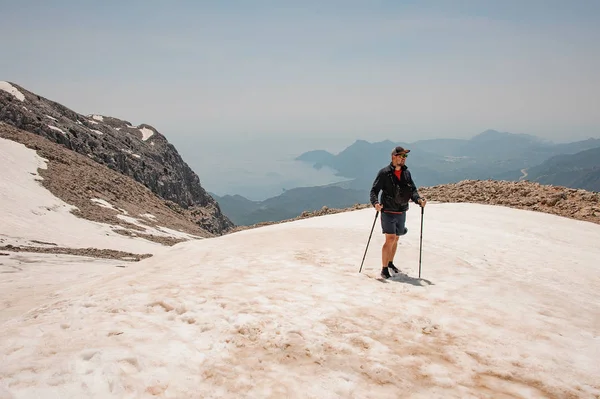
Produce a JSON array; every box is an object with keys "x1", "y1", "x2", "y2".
[
  {"x1": 419, "y1": 180, "x2": 600, "y2": 224},
  {"x1": 0, "y1": 81, "x2": 233, "y2": 235}
]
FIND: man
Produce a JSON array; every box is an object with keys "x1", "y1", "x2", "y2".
[{"x1": 370, "y1": 146, "x2": 426, "y2": 279}]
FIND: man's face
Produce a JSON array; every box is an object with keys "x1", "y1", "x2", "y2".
[{"x1": 393, "y1": 152, "x2": 408, "y2": 166}]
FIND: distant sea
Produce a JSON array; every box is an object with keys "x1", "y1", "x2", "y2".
[{"x1": 172, "y1": 136, "x2": 352, "y2": 201}]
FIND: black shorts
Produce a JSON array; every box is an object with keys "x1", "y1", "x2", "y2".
[{"x1": 381, "y1": 212, "x2": 407, "y2": 236}]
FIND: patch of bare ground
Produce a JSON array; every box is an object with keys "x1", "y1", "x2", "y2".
[
  {"x1": 0, "y1": 245, "x2": 151, "y2": 261},
  {"x1": 0, "y1": 122, "x2": 214, "y2": 247}
]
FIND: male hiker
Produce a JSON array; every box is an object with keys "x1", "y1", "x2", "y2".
[{"x1": 370, "y1": 146, "x2": 426, "y2": 279}]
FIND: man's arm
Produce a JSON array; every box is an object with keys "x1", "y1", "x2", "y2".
[{"x1": 370, "y1": 170, "x2": 383, "y2": 206}]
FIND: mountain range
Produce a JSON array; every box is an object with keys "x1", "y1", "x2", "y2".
[
  {"x1": 214, "y1": 131, "x2": 600, "y2": 225},
  {"x1": 297, "y1": 130, "x2": 600, "y2": 189}
]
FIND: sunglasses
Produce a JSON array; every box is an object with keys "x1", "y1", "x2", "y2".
[{"x1": 394, "y1": 153, "x2": 408, "y2": 158}]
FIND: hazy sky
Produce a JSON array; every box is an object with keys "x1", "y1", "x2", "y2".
[{"x1": 2, "y1": 0, "x2": 599, "y2": 143}]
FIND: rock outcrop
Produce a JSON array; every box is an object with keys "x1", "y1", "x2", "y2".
[{"x1": 0, "y1": 81, "x2": 233, "y2": 234}]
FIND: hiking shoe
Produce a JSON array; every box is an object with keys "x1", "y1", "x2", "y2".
[
  {"x1": 380, "y1": 267, "x2": 391, "y2": 279},
  {"x1": 388, "y1": 263, "x2": 400, "y2": 274}
]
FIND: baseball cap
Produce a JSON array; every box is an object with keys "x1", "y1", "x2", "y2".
[{"x1": 391, "y1": 146, "x2": 410, "y2": 156}]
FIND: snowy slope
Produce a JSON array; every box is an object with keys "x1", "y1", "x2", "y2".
[
  {"x1": 0, "y1": 137, "x2": 165, "y2": 253},
  {"x1": 1, "y1": 203, "x2": 599, "y2": 398},
  {"x1": 0, "y1": 136, "x2": 197, "y2": 325}
]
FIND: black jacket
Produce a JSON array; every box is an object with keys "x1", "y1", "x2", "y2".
[{"x1": 370, "y1": 163, "x2": 422, "y2": 212}]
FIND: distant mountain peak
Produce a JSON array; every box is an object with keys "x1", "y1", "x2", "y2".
[
  {"x1": 351, "y1": 138, "x2": 396, "y2": 146},
  {"x1": 350, "y1": 139, "x2": 371, "y2": 147},
  {"x1": 471, "y1": 129, "x2": 543, "y2": 144},
  {"x1": 481, "y1": 129, "x2": 501, "y2": 134},
  {"x1": 472, "y1": 129, "x2": 505, "y2": 140}
]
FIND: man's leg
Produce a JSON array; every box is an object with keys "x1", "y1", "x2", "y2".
[
  {"x1": 382, "y1": 234, "x2": 397, "y2": 267},
  {"x1": 389, "y1": 235, "x2": 400, "y2": 263},
  {"x1": 388, "y1": 212, "x2": 406, "y2": 273},
  {"x1": 380, "y1": 213, "x2": 396, "y2": 278}
]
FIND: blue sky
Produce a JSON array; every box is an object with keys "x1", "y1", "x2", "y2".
[{"x1": 2, "y1": 0, "x2": 599, "y2": 143}]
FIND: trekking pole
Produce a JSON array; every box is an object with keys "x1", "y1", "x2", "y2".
[
  {"x1": 359, "y1": 211, "x2": 379, "y2": 273},
  {"x1": 418, "y1": 206, "x2": 424, "y2": 278}
]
